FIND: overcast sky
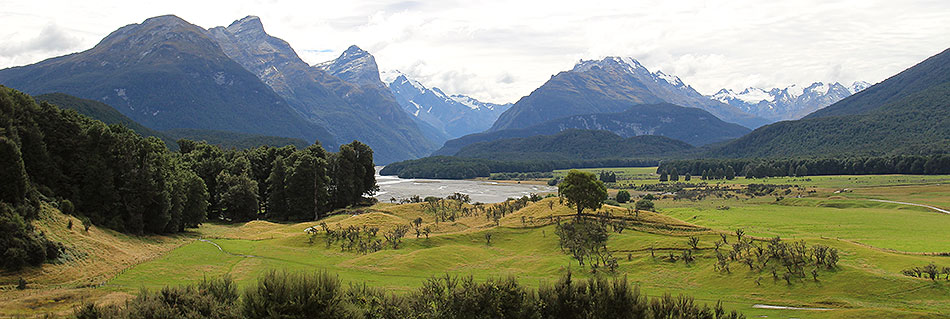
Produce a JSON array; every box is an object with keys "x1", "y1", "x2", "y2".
[{"x1": 2, "y1": 0, "x2": 948, "y2": 103}]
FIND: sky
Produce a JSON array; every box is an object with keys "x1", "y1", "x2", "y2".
[{"x1": 1, "y1": 0, "x2": 948, "y2": 104}]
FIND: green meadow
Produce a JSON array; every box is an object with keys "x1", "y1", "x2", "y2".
[{"x1": 99, "y1": 174, "x2": 950, "y2": 318}]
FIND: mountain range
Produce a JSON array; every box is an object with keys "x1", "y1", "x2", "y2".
[
  {"x1": 208, "y1": 17, "x2": 436, "y2": 163},
  {"x1": 385, "y1": 72, "x2": 511, "y2": 141},
  {"x1": 1, "y1": 14, "x2": 909, "y2": 166},
  {"x1": 708, "y1": 48, "x2": 950, "y2": 157},
  {"x1": 710, "y1": 81, "x2": 870, "y2": 121},
  {"x1": 0, "y1": 15, "x2": 337, "y2": 149},
  {"x1": 489, "y1": 57, "x2": 771, "y2": 132}
]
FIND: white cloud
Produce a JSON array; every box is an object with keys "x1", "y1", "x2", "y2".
[{"x1": 1, "y1": 0, "x2": 948, "y2": 102}]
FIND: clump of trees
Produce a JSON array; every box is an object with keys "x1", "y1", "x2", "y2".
[
  {"x1": 902, "y1": 263, "x2": 950, "y2": 281},
  {"x1": 75, "y1": 271, "x2": 746, "y2": 319},
  {"x1": 710, "y1": 231, "x2": 839, "y2": 285},
  {"x1": 180, "y1": 139, "x2": 377, "y2": 222},
  {"x1": 599, "y1": 170, "x2": 618, "y2": 183}
]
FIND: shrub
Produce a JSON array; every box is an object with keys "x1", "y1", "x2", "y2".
[
  {"x1": 60, "y1": 199, "x2": 75, "y2": 214},
  {"x1": 616, "y1": 190, "x2": 631, "y2": 203},
  {"x1": 635, "y1": 199, "x2": 655, "y2": 211}
]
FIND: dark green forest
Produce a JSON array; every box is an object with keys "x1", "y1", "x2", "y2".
[
  {"x1": 380, "y1": 156, "x2": 659, "y2": 179},
  {"x1": 0, "y1": 86, "x2": 376, "y2": 270},
  {"x1": 658, "y1": 155, "x2": 950, "y2": 179}
]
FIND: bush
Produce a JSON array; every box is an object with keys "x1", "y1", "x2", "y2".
[
  {"x1": 73, "y1": 277, "x2": 240, "y2": 319},
  {"x1": 17, "y1": 277, "x2": 27, "y2": 290},
  {"x1": 243, "y1": 271, "x2": 358, "y2": 319},
  {"x1": 60, "y1": 199, "x2": 75, "y2": 214},
  {"x1": 635, "y1": 199, "x2": 655, "y2": 211},
  {"x1": 616, "y1": 190, "x2": 631, "y2": 203}
]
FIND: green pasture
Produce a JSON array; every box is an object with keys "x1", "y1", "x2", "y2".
[{"x1": 107, "y1": 182, "x2": 950, "y2": 318}]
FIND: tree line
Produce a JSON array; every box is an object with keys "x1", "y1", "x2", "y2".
[
  {"x1": 0, "y1": 86, "x2": 376, "y2": 270},
  {"x1": 658, "y1": 155, "x2": 950, "y2": 179},
  {"x1": 380, "y1": 156, "x2": 658, "y2": 179},
  {"x1": 75, "y1": 271, "x2": 745, "y2": 319}
]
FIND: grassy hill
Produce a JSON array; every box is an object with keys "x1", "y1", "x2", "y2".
[{"x1": 3, "y1": 175, "x2": 950, "y2": 318}]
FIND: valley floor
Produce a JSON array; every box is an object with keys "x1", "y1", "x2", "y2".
[{"x1": 2, "y1": 173, "x2": 950, "y2": 318}]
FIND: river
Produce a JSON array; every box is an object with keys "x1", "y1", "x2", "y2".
[{"x1": 373, "y1": 167, "x2": 556, "y2": 203}]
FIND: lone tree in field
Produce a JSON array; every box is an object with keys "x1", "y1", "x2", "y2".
[
  {"x1": 615, "y1": 190, "x2": 631, "y2": 203},
  {"x1": 558, "y1": 170, "x2": 608, "y2": 217}
]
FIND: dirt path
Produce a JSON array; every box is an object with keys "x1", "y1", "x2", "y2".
[
  {"x1": 197, "y1": 239, "x2": 259, "y2": 257},
  {"x1": 869, "y1": 199, "x2": 950, "y2": 214},
  {"x1": 752, "y1": 304, "x2": 834, "y2": 311}
]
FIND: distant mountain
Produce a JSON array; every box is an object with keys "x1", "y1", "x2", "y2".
[
  {"x1": 453, "y1": 129, "x2": 695, "y2": 161},
  {"x1": 0, "y1": 15, "x2": 335, "y2": 148},
  {"x1": 34, "y1": 92, "x2": 309, "y2": 150},
  {"x1": 489, "y1": 57, "x2": 768, "y2": 132},
  {"x1": 806, "y1": 49, "x2": 950, "y2": 119},
  {"x1": 208, "y1": 16, "x2": 435, "y2": 163},
  {"x1": 385, "y1": 72, "x2": 511, "y2": 140},
  {"x1": 708, "y1": 48, "x2": 950, "y2": 158},
  {"x1": 710, "y1": 81, "x2": 870, "y2": 121},
  {"x1": 434, "y1": 103, "x2": 750, "y2": 156}
]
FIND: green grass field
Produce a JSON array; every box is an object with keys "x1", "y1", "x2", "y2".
[
  {"x1": 555, "y1": 167, "x2": 950, "y2": 189},
  {"x1": 6, "y1": 173, "x2": 950, "y2": 318},
  {"x1": 99, "y1": 174, "x2": 950, "y2": 318}
]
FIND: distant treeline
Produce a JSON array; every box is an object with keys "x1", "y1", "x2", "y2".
[
  {"x1": 76, "y1": 271, "x2": 744, "y2": 319},
  {"x1": 380, "y1": 156, "x2": 659, "y2": 179},
  {"x1": 0, "y1": 87, "x2": 376, "y2": 270},
  {"x1": 658, "y1": 155, "x2": 950, "y2": 179}
]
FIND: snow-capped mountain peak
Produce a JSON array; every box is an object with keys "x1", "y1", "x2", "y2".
[
  {"x1": 385, "y1": 73, "x2": 512, "y2": 139},
  {"x1": 708, "y1": 81, "x2": 868, "y2": 121},
  {"x1": 849, "y1": 81, "x2": 871, "y2": 94},
  {"x1": 652, "y1": 70, "x2": 685, "y2": 87}
]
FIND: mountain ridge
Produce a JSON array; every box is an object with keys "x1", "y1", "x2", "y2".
[
  {"x1": 435, "y1": 103, "x2": 750, "y2": 156},
  {"x1": 0, "y1": 14, "x2": 337, "y2": 148},
  {"x1": 208, "y1": 16, "x2": 436, "y2": 163},
  {"x1": 488, "y1": 57, "x2": 770, "y2": 132}
]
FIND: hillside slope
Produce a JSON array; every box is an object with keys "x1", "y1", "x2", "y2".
[
  {"x1": 435, "y1": 103, "x2": 749, "y2": 156},
  {"x1": 0, "y1": 15, "x2": 336, "y2": 148},
  {"x1": 805, "y1": 48, "x2": 950, "y2": 118},
  {"x1": 710, "y1": 77, "x2": 950, "y2": 157},
  {"x1": 454, "y1": 129, "x2": 695, "y2": 161},
  {"x1": 35, "y1": 93, "x2": 310, "y2": 150}
]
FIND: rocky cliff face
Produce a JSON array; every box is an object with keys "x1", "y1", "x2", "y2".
[{"x1": 209, "y1": 16, "x2": 436, "y2": 163}]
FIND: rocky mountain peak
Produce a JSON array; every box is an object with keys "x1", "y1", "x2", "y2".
[
  {"x1": 226, "y1": 15, "x2": 266, "y2": 35},
  {"x1": 316, "y1": 45, "x2": 383, "y2": 89}
]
